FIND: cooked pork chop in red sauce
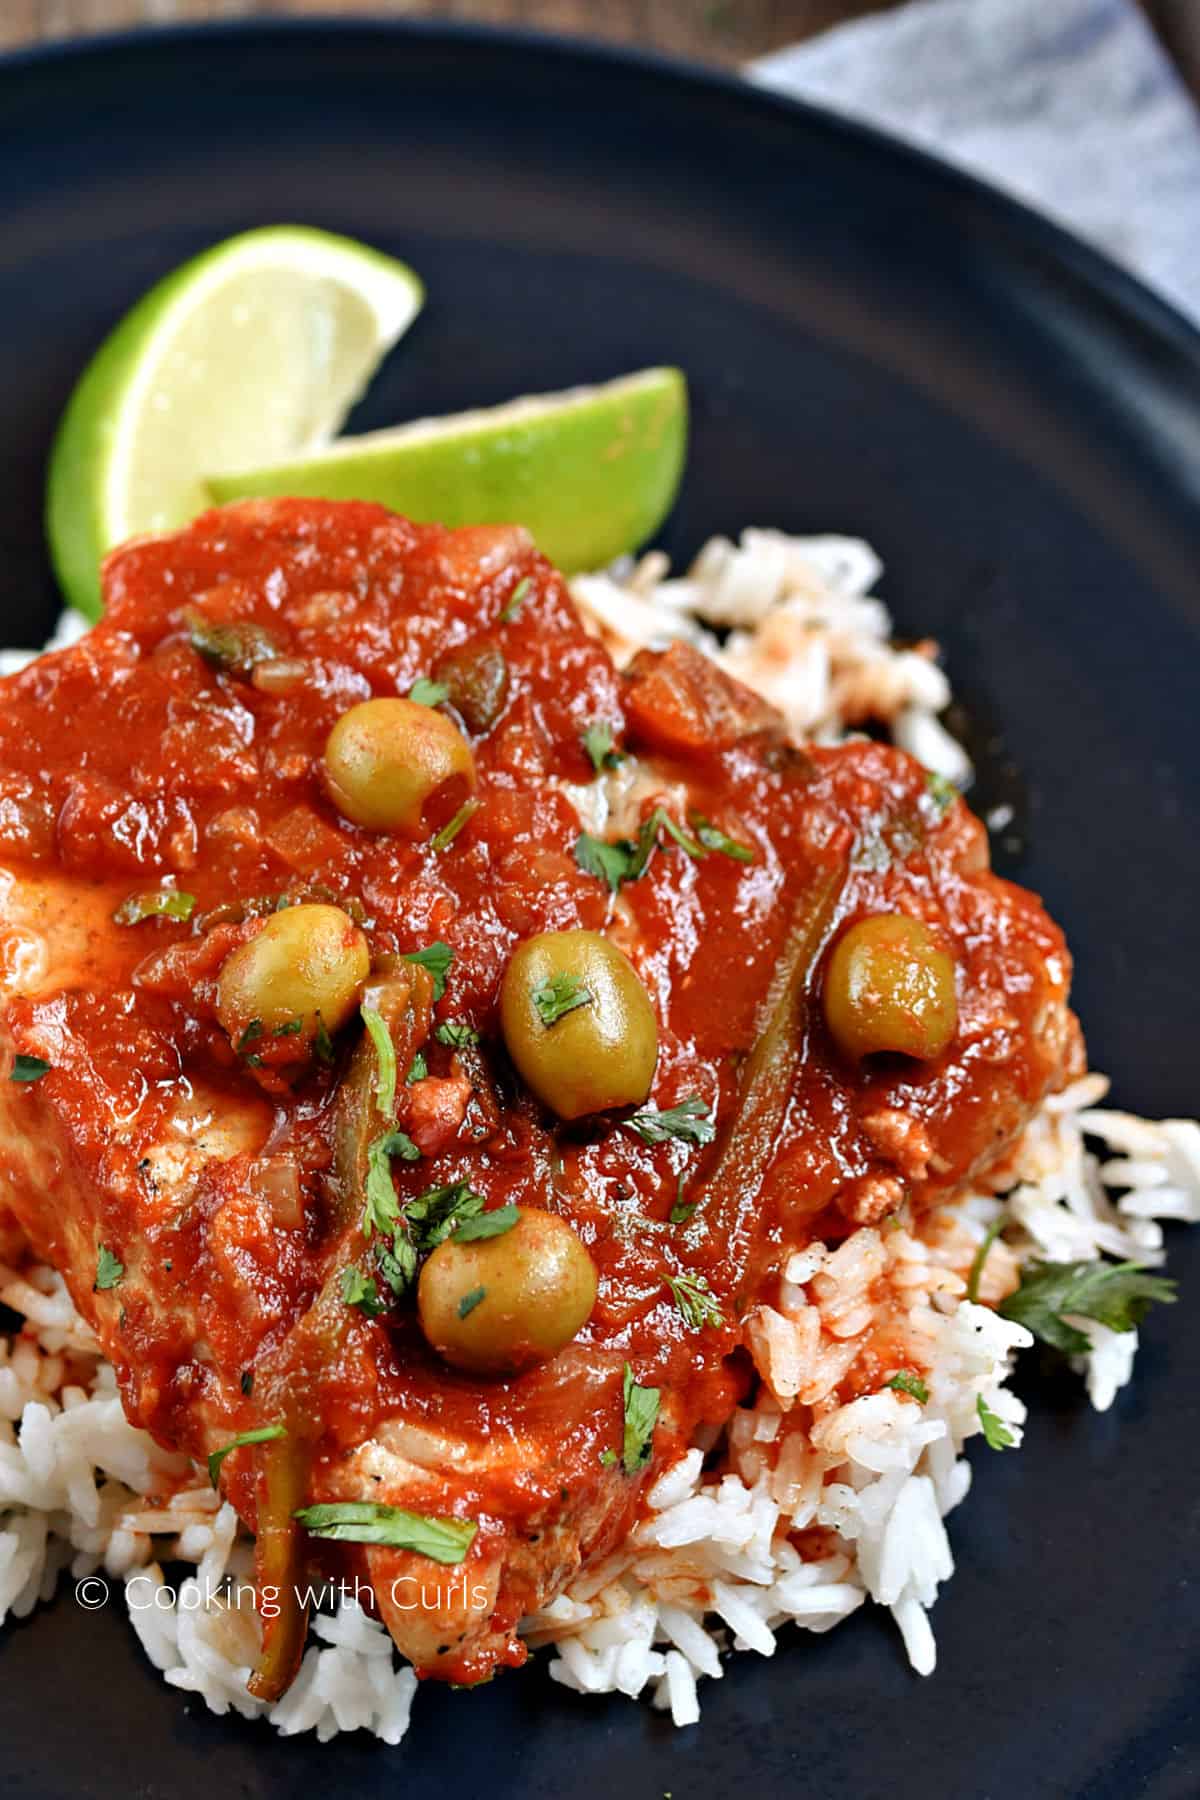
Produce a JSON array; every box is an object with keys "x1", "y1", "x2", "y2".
[{"x1": 0, "y1": 500, "x2": 1081, "y2": 1695}]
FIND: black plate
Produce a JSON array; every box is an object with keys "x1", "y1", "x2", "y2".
[{"x1": 2, "y1": 21, "x2": 1198, "y2": 1799}]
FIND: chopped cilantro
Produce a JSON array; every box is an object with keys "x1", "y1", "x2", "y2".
[
  {"x1": 313, "y1": 1012, "x2": 336, "y2": 1066},
  {"x1": 532, "y1": 971, "x2": 592, "y2": 1027},
  {"x1": 404, "y1": 941, "x2": 453, "y2": 1002},
  {"x1": 406, "y1": 1051, "x2": 428, "y2": 1085},
  {"x1": 113, "y1": 888, "x2": 196, "y2": 926},
  {"x1": 691, "y1": 817, "x2": 754, "y2": 863},
  {"x1": 208, "y1": 1422, "x2": 286, "y2": 1486},
  {"x1": 976, "y1": 1395, "x2": 1016, "y2": 1451},
  {"x1": 583, "y1": 721, "x2": 624, "y2": 774},
  {"x1": 376, "y1": 1235, "x2": 418, "y2": 1297},
  {"x1": 453, "y1": 1203, "x2": 519, "y2": 1244},
  {"x1": 599, "y1": 1447, "x2": 618, "y2": 1468},
  {"x1": 925, "y1": 769, "x2": 959, "y2": 816},
  {"x1": 361, "y1": 1005, "x2": 397, "y2": 1120},
  {"x1": 501, "y1": 576, "x2": 532, "y2": 623},
  {"x1": 621, "y1": 1363, "x2": 660, "y2": 1475},
  {"x1": 436, "y1": 1020, "x2": 480, "y2": 1049},
  {"x1": 407, "y1": 1181, "x2": 488, "y2": 1251},
  {"x1": 294, "y1": 1501, "x2": 476, "y2": 1562},
  {"x1": 363, "y1": 1130, "x2": 421, "y2": 1237},
  {"x1": 666, "y1": 1271, "x2": 724, "y2": 1330},
  {"x1": 457, "y1": 1285, "x2": 487, "y2": 1320},
  {"x1": 10, "y1": 1055, "x2": 50, "y2": 1083},
  {"x1": 626, "y1": 1096, "x2": 715, "y2": 1147},
  {"x1": 94, "y1": 1246, "x2": 124, "y2": 1291},
  {"x1": 574, "y1": 808, "x2": 704, "y2": 895},
  {"x1": 341, "y1": 1266, "x2": 387, "y2": 1317},
  {"x1": 574, "y1": 832, "x2": 635, "y2": 894},
  {"x1": 886, "y1": 1369, "x2": 929, "y2": 1404},
  {"x1": 409, "y1": 677, "x2": 450, "y2": 708},
  {"x1": 235, "y1": 1020, "x2": 264, "y2": 1055},
  {"x1": 999, "y1": 1258, "x2": 1177, "y2": 1356},
  {"x1": 273, "y1": 1017, "x2": 304, "y2": 1038},
  {"x1": 966, "y1": 1215, "x2": 1005, "y2": 1303},
  {"x1": 430, "y1": 800, "x2": 479, "y2": 854}
]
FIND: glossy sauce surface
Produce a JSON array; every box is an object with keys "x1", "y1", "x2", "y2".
[{"x1": 0, "y1": 501, "x2": 1079, "y2": 1679}]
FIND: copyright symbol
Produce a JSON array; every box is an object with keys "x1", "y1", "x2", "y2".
[{"x1": 75, "y1": 1575, "x2": 109, "y2": 1610}]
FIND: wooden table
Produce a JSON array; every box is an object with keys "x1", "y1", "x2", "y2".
[{"x1": 3, "y1": 1, "x2": 1197, "y2": 91}]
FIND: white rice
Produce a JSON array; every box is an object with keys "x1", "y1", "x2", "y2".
[{"x1": 1, "y1": 528, "x2": 1195, "y2": 1742}]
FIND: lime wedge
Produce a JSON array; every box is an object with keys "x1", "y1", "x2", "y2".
[
  {"x1": 47, "y1": 226, "x2": 424, "y2": 617},
  {"x1": 206, "y1": 367, "x2": 688, "y2": 575}
]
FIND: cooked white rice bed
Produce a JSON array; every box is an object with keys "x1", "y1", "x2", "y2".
[{"x1": 1, "y1": 530, "x2": 1197, "y2": 1743}]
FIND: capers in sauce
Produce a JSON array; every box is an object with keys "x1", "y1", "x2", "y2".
[
  {"x1": 434, "y1": 639, "x2": 509, "y2": 734},
  {"x1": 823, "y1": 912, "x2": 958, "y2": 1062},
  {"x1": 216, "y1": 903, "x2": 369, "y2": 1057},
  {"x1": 499, "y1": 928, "x2": 658, "y2": 1119},
  {"x1": 322, "y1": 697, "x2": 477, "y2": 837},
  {"x1": 417, "y1": 1207, "x2": 597, "y2": 1375}
]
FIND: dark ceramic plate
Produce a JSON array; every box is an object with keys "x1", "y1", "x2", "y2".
[{"x1": 1, "y1": 21, "x2": 1198, "y2": 1799}]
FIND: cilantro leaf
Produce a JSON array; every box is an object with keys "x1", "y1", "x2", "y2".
[
  {"x1": 453, "y1": 1203, "x2": 520, "y2": 1244},
  {"x1": 208, "y1": 1422, "x2": 286, "y2": 1486},
  {"x1": 626, "y1": 1096, "x2": 715, "y2": 1147},
  {"x1": 691, "y1": 818, "x2": 754, "y2": 863},
  {"x1": 457, "y1": 1285, "x2": 487, "y2": 1319},
  {"x1": 583, "y1": 721, "x2": 624, "y2": 774},
  {"x1": 113, "y1": 888, "x2": 197, "y2": 926},
  {"x1": 236, "y1": 1019, "x2": 264, "y2": 1055},
  {"x1": 436, "y1": 1020, "x2": 480, "y2": 1049},
  {"x1": 295, "y1": 1501, "x2": 477, "y2": 1563},
  {"x1": 430, "y1": 800, "x2": 479, "y2": 854},
  {"x1": 886, "y1": 1369, "x2": 929, "y2": 1404},
  {"x1": 621, "y1": 1362, "x2": 661, "y2": 1475},
  {"x1": 94, "y1": 1246, "x2": 124, "y2": 1291},
  {"x1": 409, "y1": 677, "x2": 450, "y2": 707},
  {"x1": 313, "y1": 1012, "x2": 336, "y2": 1066},
  {"x1": 925, "y1": 769, "x2": 959, "y2": 817},
  {"x1": 404, "y1": 941, "x2": 453, "y2": 1002},
  {"x1": 976, "y1": 1395, "x2": 1016, "y2": 1451},
  {"x1": 376, "y1": 1235, "x2": 418, "y2": 1297},
  {"x1": 627, "y1": 808, "x2": 704, "y2": 881},
  {"x1": 574, "y1": 808, "x2": 704, "y2": 895},
  {"x1": 360, "y1": 1005, "x2": 397, "y2": 1120},
  {"x1": 341, "y1": 1266, "x2": 387, "y2": 1317},
  {"x1": 575, "y1": 832, "x2": 635, "y2": 894},
  {"x1": 666, "y1": 1271, "x2": 724, "y2": 1330},
  {"x1": 966, "y1": 1215, "x2": 1005, "y2": 1303},
  {"x1": 406, "y1": 1181, "x2": 488, "y2": 1251},
  {"x1": 363, "y1": 1130, "x2": 421, "y2": 1237},
  {"x1": 999, "y1": 1258, "x2": 1177, "y2": 1356},
  {"x1": 406, "y1": 1051, "x2": 428, "y2": 1085},
  {"x1": 532, "y1": 971, "x2": 592, "y2": 1027},
  {"x1": 10, "y1": 1055, "x2": 50, "y2": 1083},
  {"x1": 501, "y1": 576, "x2": 532, "y2": 623},
  {"x1": 273, "y1": 1017, "x2": 304, "y2": 1038}
]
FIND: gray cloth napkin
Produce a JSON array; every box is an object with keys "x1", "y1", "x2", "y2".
[{"x1": 752, "y1": 0, "x2": 1200, "y2": 323}]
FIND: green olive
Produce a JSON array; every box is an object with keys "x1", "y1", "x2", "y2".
[
  {"x1": 499, "y1": 928, "x2": 658, "y2": 1119},
  {"x1": 417, "y1": 1207, "x2": 597, "y2": 1375},
  {"x1": 216, "y1": 903, "x2": 370, "y2": 1056},
  {"x1": 322, "y1": 697, "x2": 477, "y2": 837},
  {"x1": 823, "y1": 912, "x2": 958, "y2": 1062}
]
